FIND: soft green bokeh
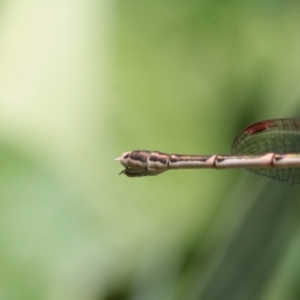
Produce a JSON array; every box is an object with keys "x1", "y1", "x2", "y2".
[{"x1": 1, "y1": 1, "x2": 300, "y2": 299}]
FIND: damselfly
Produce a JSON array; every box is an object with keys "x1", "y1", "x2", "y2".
[{"x1": 116, "y1": 118, "x2": 300, "y2": 185}]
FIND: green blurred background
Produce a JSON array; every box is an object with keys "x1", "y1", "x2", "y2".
[{"x1": 1, "y1": 1, "x2": 300, "y2": 299}]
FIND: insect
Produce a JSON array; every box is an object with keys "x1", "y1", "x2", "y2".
[{"x1": 116, "y1": 118, "x2": 300, "y2": 185}]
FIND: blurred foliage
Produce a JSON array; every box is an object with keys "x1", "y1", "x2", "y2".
[{"x1": 0, "y1": 1, "x2": 300, "y2": 300}]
